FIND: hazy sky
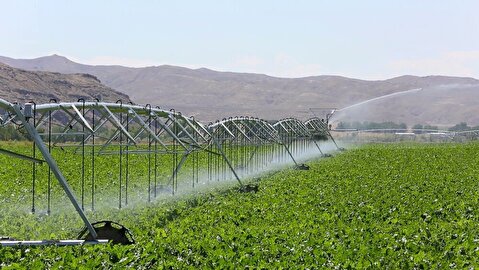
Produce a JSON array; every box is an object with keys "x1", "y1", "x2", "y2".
[{"x1": 1, "y1": 0, "x2": 479, "y2": 79}]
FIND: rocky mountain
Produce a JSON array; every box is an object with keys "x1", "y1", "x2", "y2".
[
  {"x1": 0, "y1": 61, "x2": 130, "y2": 105},
  {"x1": 1, "y1": 55, "x2": 478, "y2": 125}
]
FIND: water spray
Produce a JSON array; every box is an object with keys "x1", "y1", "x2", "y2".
[{"x1": 0, "y1": 98, "x2": 343, "y2": 246}]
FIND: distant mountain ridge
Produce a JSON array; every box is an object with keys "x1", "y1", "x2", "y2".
[
  {"x1": 0, "y1": 61, "x2": 130, "y2": 104},
  {"x1": 1, "y1": 54, "x2": 478, "y2": 125}
]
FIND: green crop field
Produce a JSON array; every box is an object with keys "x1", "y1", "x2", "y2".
[{"x1": 1, "y1": 142, "x2": 479, "y2": 268}]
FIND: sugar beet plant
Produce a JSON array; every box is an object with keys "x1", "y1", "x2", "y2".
[{"x1": 1, "y1": 143, "x2": 479, "y2": 268}]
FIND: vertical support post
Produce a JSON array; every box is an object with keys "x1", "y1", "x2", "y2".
[
  {"x1": 47, "y1": 100, "x2": 53, "y2": 215},
  {"x1": 192, "y1": 149, "x2": 195, "y2": 188},
  {"x1": 207, "y1": 144, "x2": 211, "y2": 182},
  {"x1": 154, "y1": 117, "x2": 158, "y2": 199},
  {"x1": 78, "y1": 99, "x2": 85, "y2": 210},
  {"x1": 91, "y1": 101, "x2": 96, "y2": 211},
  {"x1": 31, "y1": 101, "x2": 36, "y2": 213},
  {"x1": 147, "y1": 105, "x2": 152, "y2": 202},
  {"x1": 170, "y1": 109, "x2": 177, "y2": 195},
  {"x1": 125, "y1": 110, "x2": 129, "y2": 206},
  {"x1": 116, "y1": 100, "x2": 123, "y2": 209}
]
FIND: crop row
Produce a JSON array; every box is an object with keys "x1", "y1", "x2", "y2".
[{"x1": 1, "y1": 142, "x2": 478, "y2": 268}]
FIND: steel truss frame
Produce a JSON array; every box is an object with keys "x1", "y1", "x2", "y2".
[{"x1": 0, "y1": 98, "x2": 335, "y2": 245}]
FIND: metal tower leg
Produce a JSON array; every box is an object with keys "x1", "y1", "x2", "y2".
[
  {"x1": 282, "y1": 142, "x2": 299, "y2": 166},
  {"x1": 211, "y1": 136, "x2": 243, "y2": 186}
]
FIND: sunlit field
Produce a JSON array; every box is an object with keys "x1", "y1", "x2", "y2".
[{"x1": 1, "y1": 142, "x2": 479, "y2": 268}]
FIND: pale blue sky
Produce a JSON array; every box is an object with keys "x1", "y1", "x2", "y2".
[{"x1": 1, "y1": 0, "x2": 478, "y2": 79}]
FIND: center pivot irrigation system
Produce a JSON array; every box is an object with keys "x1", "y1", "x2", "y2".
[{"x1": 0, "y1": 98, "x2": 341, "y2": 246}]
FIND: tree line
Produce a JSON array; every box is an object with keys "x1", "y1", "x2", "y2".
[{"x1": 336, "y1": 121, "x2": 479, "y2": 132}]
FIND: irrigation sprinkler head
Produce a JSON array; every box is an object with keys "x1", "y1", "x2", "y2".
[{"x1": 78, "y1": 221, "x2": 135, "y2": 245}]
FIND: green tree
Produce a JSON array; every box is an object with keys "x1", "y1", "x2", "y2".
[
  {"x1": 412, "y1": 124, "x2": 423, "y2": 130},
  {"x1": 449, "y1": 122, "x2": 470, "y2": 131}
]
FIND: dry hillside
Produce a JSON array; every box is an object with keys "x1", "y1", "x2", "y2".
[
  {"x1": 0, "y1": 62, "x2": 130, "y2": 104},
  {"x1": 1, "y1": 55, "x2": 479, "y2": 125}
]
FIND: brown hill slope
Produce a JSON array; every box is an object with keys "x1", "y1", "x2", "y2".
[
  {"x1": 0, "y1": 62, "x2": 130, "y2": 104},
  {"x1": 1, "y1": 55, "x2": 478, "y2": 125}
]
